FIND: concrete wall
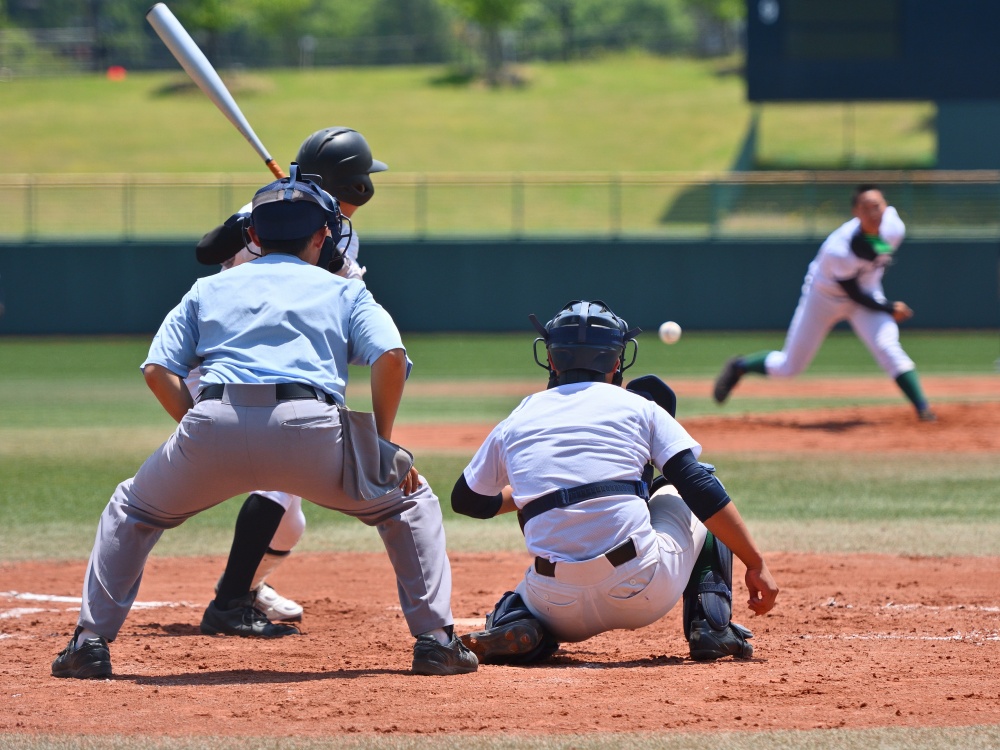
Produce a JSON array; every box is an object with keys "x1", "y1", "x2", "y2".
[{"x1": 1, "y1": 239, "x2": 997, "y2": 335}]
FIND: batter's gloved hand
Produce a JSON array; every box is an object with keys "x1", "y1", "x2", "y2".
[
  {"x1": 196, "y1": 212, "x2": 251, "y2": 265},
  {"x1": 317, "y1": 235, "x2": 346, "y2": 274}
]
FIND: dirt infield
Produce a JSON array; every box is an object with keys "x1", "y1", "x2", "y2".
[{"x1": 2, "y1": 376, "x2": 998, "y2": 738}]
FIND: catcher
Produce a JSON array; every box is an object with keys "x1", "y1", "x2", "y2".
[{"x1": 452, "y1": 300, "x2": 779, "y2": 664}]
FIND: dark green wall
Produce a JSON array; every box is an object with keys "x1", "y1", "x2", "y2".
[{"x1": 1, "y1": 239, "x2": 997, "y2": 335}]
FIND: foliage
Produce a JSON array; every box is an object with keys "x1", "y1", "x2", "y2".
[
  {"x1": 0, "y1": 0, "x2": 735, "y2": 76},
  {"x1": 444, "y1": 0, "x2": 528, "y2": 85}
]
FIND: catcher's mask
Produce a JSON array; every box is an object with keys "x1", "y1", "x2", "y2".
[
  {"x1": 529, "y1": 299, "x2": 640, "y2": 386},
  {"x1": 295, "y1": 126, "x2": 387, "y2": 207},
  {"x1": 250, "y1": 163, "x2": 343, "y2": 245}
]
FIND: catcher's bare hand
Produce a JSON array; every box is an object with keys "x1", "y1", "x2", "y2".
[
  {"x1": 891, "y1": 301, "x2": 913, "y2": 322},
  {"x1": 400, "y1": 466, "x2": 421, "y2": 495},
  {"x1": 745, "y1": 562, "x2": 779, "y2": 616}
]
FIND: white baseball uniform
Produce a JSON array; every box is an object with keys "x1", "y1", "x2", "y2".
[
  {"x1": 462, "y1": 381, "x2": 708, "y2": 642},
  {"x1": 764, "y1": 206, "x2": 915, "y2": 379}
]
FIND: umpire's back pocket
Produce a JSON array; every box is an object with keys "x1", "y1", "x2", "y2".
[{"x1": 339, "y1": 407, "x2": 414, "y2": 501}]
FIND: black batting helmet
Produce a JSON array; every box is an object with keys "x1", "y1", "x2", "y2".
[
  {"x1": 295, "y1": 127, "x2": 387, "y2": 207},
  {"x1": 529, "y1": 300, "x2": 640, "y2": 385}
]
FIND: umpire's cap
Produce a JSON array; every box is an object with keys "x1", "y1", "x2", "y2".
[
  {"x1": 251, "y1": 164, "x2": 343, "y2": 243},
  {"x1": 295, "y1": 127, "x2": 387, "y2": 207},
  {"x1": 530, "y1": 300, "x2": 641, "y2": 375}
]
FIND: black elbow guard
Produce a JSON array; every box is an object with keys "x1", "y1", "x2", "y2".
[
  {"x1": 662, "y1": 449, "x2": 731, "y2": 522},
  {"x1": 451, "y1": 474, "x2": 504, "y2": 519},
  {"x1": 196, "y1": 213, "x2": 251, "y2": 265}
]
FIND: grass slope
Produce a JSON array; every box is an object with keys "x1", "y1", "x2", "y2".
[{"x1": 0, "y1": 55, "x2": 934, "y2": 176}]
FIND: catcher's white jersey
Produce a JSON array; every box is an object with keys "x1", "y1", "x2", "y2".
[
  {"x1": 463, "y1": 381, "x2": 700, "y2": 562},
  {"x1": 463, "y1": 381, "x2": 707, "y2": 643}
]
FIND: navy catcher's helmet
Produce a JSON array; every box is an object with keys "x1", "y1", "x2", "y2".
[
  {"x1": 529, "y1": 300, "x2": 641, "y2": 385},
  {"x1": 295, "y1": 127, "x2": 387, "y2": 207},
  {"x1": 251, "y1": 163, "x2": 343, "y2": 244}
]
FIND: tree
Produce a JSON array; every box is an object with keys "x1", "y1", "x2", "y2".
[
  {"x1": 445, "y1": 0, "x2": 528, "y2": 86},
  {"x1": 683, "y1": 0, "x2": 744, "y2": 56}
]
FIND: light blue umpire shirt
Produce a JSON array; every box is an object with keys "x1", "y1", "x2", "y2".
[{"x1": 142, "y1": 253, "x2": 407, "y2": 403}]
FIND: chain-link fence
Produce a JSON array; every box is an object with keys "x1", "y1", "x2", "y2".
[{"x1": 1, "y1": 170, "x2": 998, "y2": 242}]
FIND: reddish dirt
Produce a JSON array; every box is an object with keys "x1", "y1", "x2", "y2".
[
  {"x1": 2, "y1": 376, "x2": 998, "y2": 739},
  {"x1": 394, "y1": 376, "x2": 1000, "y2": 455}
]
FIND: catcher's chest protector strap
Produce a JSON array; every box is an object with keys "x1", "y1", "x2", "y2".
[{"x1": 519, "y1": 479, "x2": 648, "y2": 526}]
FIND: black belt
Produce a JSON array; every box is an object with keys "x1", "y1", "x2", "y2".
[
  {"x1": 535, "y1": 538, "x2": 638, "y2": 578},
  {"x1": 198, "y1": 383, "x2": 337, "y2": 405},
  {"x1": 519, "y1": 479, "x2": 648, "y2": 526}
]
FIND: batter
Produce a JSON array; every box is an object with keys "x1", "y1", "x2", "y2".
[
  {"x1": 451, "y1": 300, "x2": 778, "y2": 664},
  {"x1": 713, "y1": 184, "x2": 935, "y2": 421},
  {"x1": 193, "y1": 127, "x2": 390, "y2": 625}
]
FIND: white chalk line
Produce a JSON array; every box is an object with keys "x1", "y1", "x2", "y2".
[
  {"x1": 881, "y1": 601, "x2": 1000, "y2": 613},
  {"x1": 799, "y1": 631, "x2": 999, "y2": 643},
  {"x1": 821, "y1": 597, "x2": 1000, "y2": 613},
  {"x1": 0, "y1": 590, "x2": 204, "y2": 641},
  {"x1": 1, "y1": 590, "x2": 200, "y2": 609},
  {"x1": 3, "y1": 591, "x2": 997, "y2": 644}
]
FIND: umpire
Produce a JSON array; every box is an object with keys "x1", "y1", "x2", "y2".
[{"x1": 51, "y1": 167, "x2": 477, "y2": 679}]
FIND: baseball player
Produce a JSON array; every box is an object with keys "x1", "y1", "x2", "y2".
[
  {"x1": 451, "y1": 300, "x2": 778, "y2": 664},
  {"x1": 712, "y1": 184, "x2": 936, "y2": 421},
  {"x1": 51, "y1": 168, "x2": 477, "y2": 678},
  {"x1": 193, "y1": 127, "x2": 388, "y2": 627}
]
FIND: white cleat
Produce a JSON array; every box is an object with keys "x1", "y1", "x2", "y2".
[{"x1": 254, "y1": 583, "x2": 303, "y2": 622}]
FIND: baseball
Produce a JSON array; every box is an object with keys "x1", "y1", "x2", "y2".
[{"x1": 658, "y1": 320, "x2": 682, "y2": 345}]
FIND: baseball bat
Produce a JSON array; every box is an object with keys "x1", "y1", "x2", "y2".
[{"x1": 145, "y1": 3, "x2": 285, "y2": 179}]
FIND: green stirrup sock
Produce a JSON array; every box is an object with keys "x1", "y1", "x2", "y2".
[
  {"x1": 895, "y1": 370, "x2": 929, "y2": 410},
  {"x1": 741, "y1": 351, "x2": 770, "y2": 375},
  {"x1": 691, "y1": 532, "x2": 716, "y2": 586}
]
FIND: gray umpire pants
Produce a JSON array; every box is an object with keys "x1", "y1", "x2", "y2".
[{"x1": 78, "y1": 384, "x2": 453, "y2": 641}]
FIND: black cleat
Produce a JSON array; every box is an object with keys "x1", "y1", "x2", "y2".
[
  {"x1": 460, "y1": 618, "x2": 546, "y2": 664},
  {"x1": 712, "y1": 357, "x2": 745, "y2": 404},
  {"x1": 52, "y1": 629, "x2": 112, "y2": 679},
  {"x1": 688, "y1": 619, "x2": 754, "y2": 661},
  {"x1": 412, "y1": 635, "x2": 479, "y2": 675},
  {"x1": 200, "y1": 593, "x2": 300, "y2": 637}
]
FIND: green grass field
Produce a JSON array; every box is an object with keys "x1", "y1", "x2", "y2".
[{"x1": 1, "y1": 331, "x2": 996, "y2": 561}]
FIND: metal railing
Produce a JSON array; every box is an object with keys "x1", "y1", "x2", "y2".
[{"x1": 2, "y1": 170, "x2": 999, "y2": 242}]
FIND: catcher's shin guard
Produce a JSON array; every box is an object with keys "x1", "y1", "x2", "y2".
[
  {"x1": 683, "y1": 532, "x2": 754, "y2": 661},
  {"x1": 460, "y1": 591, "x2": 558, "y2": 664}
]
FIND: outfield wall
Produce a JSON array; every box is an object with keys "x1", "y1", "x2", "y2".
[{"x1": 1, "y1": 239, "x2": 997, "y2": 335}]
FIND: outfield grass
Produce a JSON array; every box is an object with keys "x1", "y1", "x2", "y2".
[{"x1": 1, "y1": 332, "x2": 997, "y2": 560}]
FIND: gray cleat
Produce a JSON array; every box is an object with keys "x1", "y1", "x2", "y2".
[
  {"x1": 200, "y1": 592, "x2": 300, "y2": 637},
  {"x1": 52, "y1": 629, "x2": 112, "y2": 679},
  {"x1": 412, "y1": 634, "x2": 479, "y2": 675}
]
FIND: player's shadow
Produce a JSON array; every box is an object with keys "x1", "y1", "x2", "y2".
[
  {"x1": 750, "y1": 416, "x2": 870, "y2": 433},
  {"x1": 134, "y1": 623, "x2": 203, "y2": 637},
  {"x1": 782, "y1": 418, "x2": 869, "y2": 433},
  {"x1": 112, "y1": 668, "x2": 409, "y2": 686}
]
